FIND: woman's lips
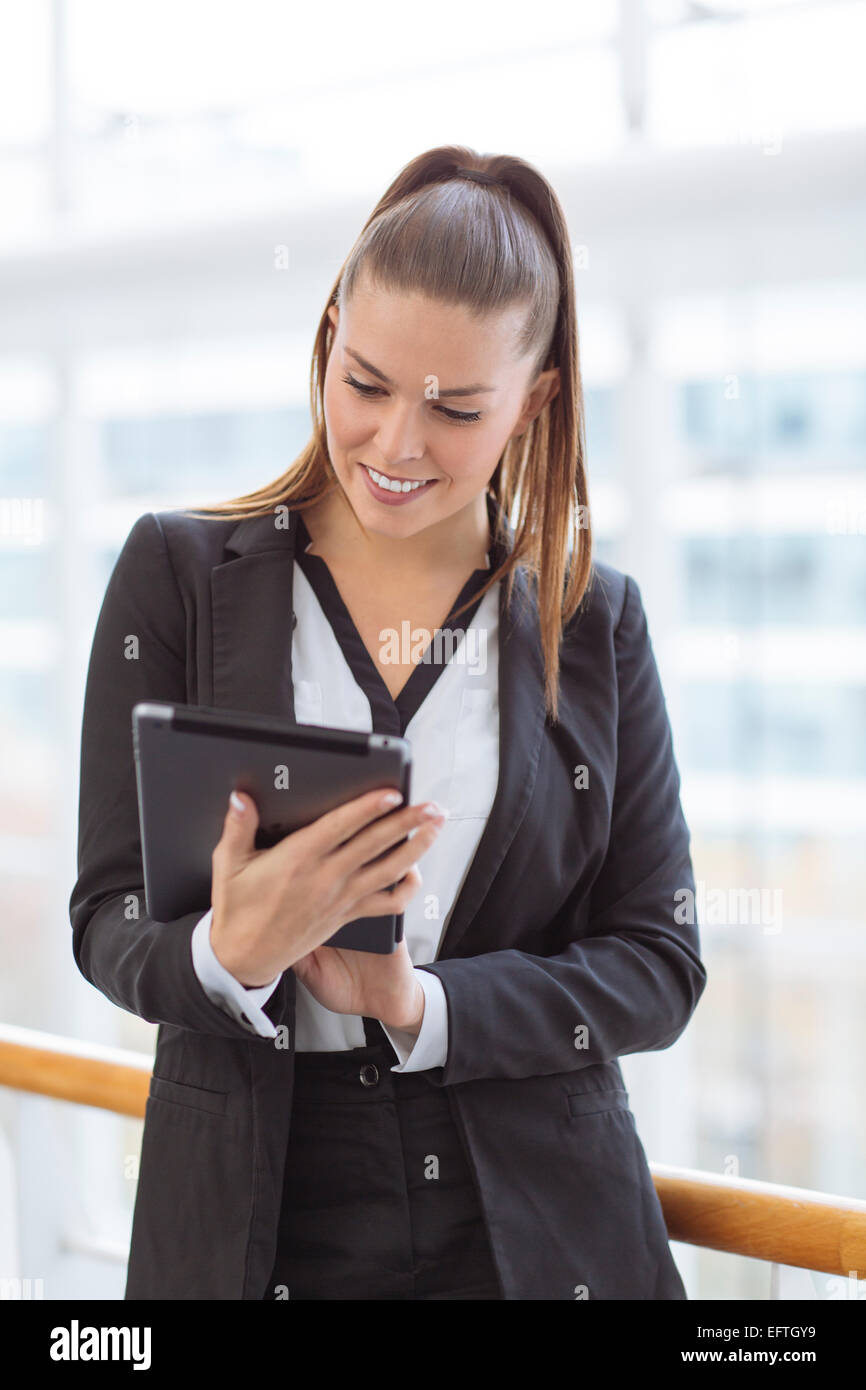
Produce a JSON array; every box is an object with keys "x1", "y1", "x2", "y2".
[{"x1": 357, "y1": 461, "x2": 439, "y2": 507}]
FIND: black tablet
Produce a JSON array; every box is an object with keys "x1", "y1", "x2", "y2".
[{"x1": 132, "y1": 701, "x2": 412, "y2": 953}]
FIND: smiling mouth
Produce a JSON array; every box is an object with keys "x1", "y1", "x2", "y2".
[{"x1": 360, "y1": 462, "x2": 437, "y2": 494}]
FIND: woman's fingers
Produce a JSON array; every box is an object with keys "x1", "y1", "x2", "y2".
[
  {"x1": 352, "y1": 863, "x2": 424, "y2": 920},
  {"x1": 212, "y1": 787, "x2": 447, "y2": 980},
  {"x1": 348, "y1": 816, "x2": 443, "y2": 904},
  {"x1": 329, "y1": 799, "x2": 447, "y2": 878},
  {"x1": 286, "y1": 786, "x2": 406, "y2": 859}
]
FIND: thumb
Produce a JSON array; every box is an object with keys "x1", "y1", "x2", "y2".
[{"x1": 218, "y1": 789, "x2": 260, "y2": 862}]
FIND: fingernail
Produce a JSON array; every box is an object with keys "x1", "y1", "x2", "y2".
[
  {"x1": 422, "y1": 802, "x2": 448, "y2": 819},
  {"x1": 230, "y1": 791, "x2": 245, "y2": 814},
  {"x1": 382, "y1": 791, "x2": 403, "y2": 807}
]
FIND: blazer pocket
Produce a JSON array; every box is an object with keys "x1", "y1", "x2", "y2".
[
  {"x1": 565, "y1": 1087, "x2": 630, "y2": 1118},
  {"x1": 149, "y1": 1075, "x2": 228, "y2": 1117}
]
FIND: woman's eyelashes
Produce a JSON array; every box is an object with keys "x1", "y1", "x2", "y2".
[{"x1": 341, "y1": 372, "x2": 482, "y2": 425}]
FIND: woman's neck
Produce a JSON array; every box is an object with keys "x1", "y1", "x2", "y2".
[{"x1": 300, "y1": 486, "x2": 492, "y2": 581}]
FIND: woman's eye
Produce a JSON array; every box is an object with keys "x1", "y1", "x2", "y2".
[
  {"x1": 341, "y1": 372, "x2": 481, "y2": 425},
  {"x1": 342, "y1": 372, "x2": 381, "y2": 399}
]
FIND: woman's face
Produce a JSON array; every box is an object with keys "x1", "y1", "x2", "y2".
[{"x1": 322, "y1": 277, "x2": 560, "y2": 542}]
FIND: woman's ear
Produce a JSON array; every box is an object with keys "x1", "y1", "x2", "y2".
[
  {"x1": 510, "y1": 366, "x2": 561, "y2": 440},
  {"x1": 533, "y1": 366, "x2": 561, "y2": 411},
  {"x1": 327, "y1": 303, "x2": 339, "y2": 332}
]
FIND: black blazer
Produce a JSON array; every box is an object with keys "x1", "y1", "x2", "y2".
[{"x1": 69, "y1": 495, "x2": 707, "y2": 1300}]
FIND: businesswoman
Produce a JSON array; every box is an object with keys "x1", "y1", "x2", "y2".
[{"x1": 69, "y1": 144, "x2": 707, "y2": 1300}]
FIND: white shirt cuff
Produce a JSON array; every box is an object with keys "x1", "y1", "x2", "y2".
[
  {"x1": 380, "y1": 968, "x2": 448, "y2": 1072},
  {"x1": 190, "y1": 908, "x2": 281, "y2": 1039}
]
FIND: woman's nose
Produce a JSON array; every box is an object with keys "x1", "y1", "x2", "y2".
[{"x1": 372, "y1": 400, "x2": 426, "y2": 466}]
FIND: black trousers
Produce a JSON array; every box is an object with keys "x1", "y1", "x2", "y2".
[{"x1": 264, "y1": 1020, "x2": 503, "y2": 1300}]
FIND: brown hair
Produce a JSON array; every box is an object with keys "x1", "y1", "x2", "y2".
[{"x1": 186, "y1": 144, "x2": 593, "y2": 722}]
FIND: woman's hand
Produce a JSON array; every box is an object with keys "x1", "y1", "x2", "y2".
[
  {"x1": 209, "y1": 785, "x2": 446, "y2": 989},
  {"x1": 292, "y1": 937, "x2": 426, "y2": 1034}
]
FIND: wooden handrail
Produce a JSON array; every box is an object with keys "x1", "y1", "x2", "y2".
[
  {"x1": 1, "y1": 1023, "x2": 864, "y2": 1279},
  {"x1": 0, "y1": 1023, "x2": 152, "y2": 1119},
  {"x1": 653, "y1": 1164, "x2": 866, "y2": 1280}
]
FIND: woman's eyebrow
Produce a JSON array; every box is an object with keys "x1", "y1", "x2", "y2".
[{"x1": 344, "y1": 346, "x2": 496, "y2": 398}]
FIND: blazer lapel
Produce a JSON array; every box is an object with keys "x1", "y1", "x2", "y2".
[
  {"x1": 210, "y1": 508, "x2": 299, "y2": 719},
  {"x1": 208, "y1": 497, "x2": 548, "y2": 961}
]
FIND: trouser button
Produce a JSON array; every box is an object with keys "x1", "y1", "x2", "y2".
[{"x1": 359, "y1": 1063, "x2": 379, "y2": 1087}]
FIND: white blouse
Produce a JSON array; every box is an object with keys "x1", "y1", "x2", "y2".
[{"x1": 190, "y1": 538, "x2": 501, "y2": 1074}]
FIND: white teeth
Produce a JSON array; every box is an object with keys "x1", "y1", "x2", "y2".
[{"x1": 365, "y1": 464, "x2": 431, "y2": 493}]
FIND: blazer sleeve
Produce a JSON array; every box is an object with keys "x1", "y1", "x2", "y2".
[
  {"x1": 68, "y1": 511, "x2": 285, "y2": 1039},
  {"x1": 416, "y1": 574, "x2": 707, "y2": 1088}
]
